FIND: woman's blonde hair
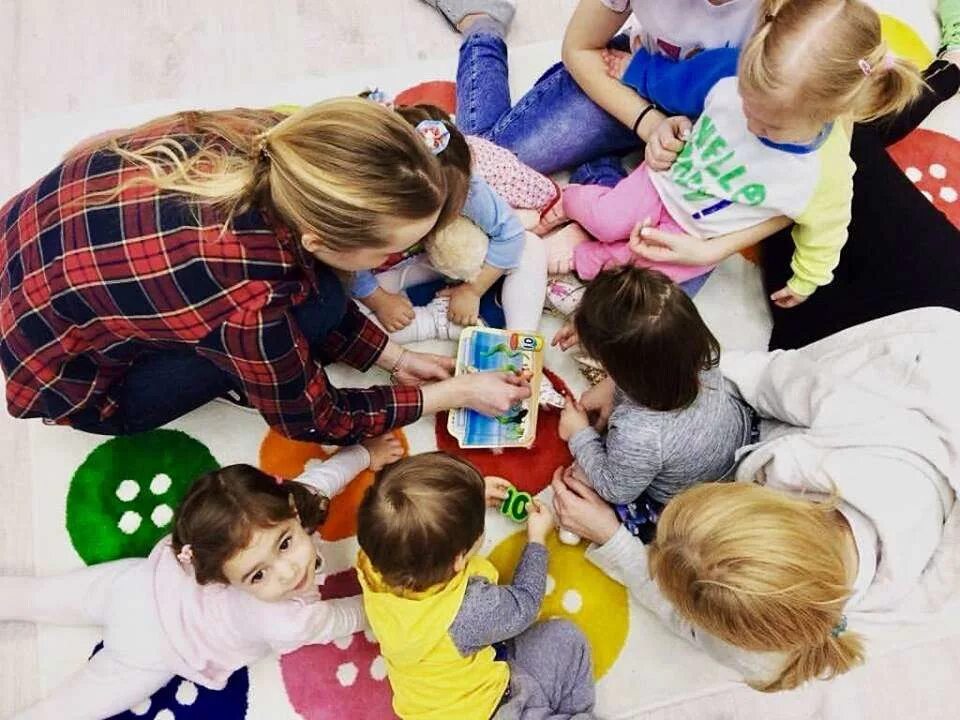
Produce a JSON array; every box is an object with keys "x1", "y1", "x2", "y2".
[
  {"x1": 648, "y1": 483, "x2": 865, "y2": 692},
  {"x1": 741, "y1": 0, "x2": 924, "y2": 123},
  {"x1": 86, "y1": 97, "x2": 456, "y2": 250}
]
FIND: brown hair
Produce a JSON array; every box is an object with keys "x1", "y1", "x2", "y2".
[
  {"x1": 574, "y1": 266, "x2": 720, "y2": 411},
  {"x1": 649, "y1": 483, "x2": 865, "y2": 692},
  {"x1": 357, "y1": 452, "x2": 485, "y2": 592},
  {"x1": 742, "y1": 0, "x2": 923, "y2": 123},
  {"x1": 171, "y1": 463, "x2": 330, "y2": 585},
  {"x1": 393, "y1": 103, "x2": 473, "y2": 233},
  {"x1": 78, "y1": 98, "x2": 453, "y2": 250}
]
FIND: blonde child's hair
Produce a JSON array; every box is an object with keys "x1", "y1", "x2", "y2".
[
  {"x1": 81, "y1": 98, "x2": 455, "y2": 250},
  {"x1": 741, "y1": 0, "x2": 923, "y2": 123},
  {"x1": 648, "y1": 483, "x2": 865, "y2": 692}
]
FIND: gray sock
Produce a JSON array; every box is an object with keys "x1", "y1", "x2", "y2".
[{"x1": 422, "y1": 1, "x2": 516, "y2": 35}]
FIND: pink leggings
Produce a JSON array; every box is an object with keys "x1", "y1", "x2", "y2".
[{"x1": 562, "y1": 163, "x2": 715, "y2": 282}]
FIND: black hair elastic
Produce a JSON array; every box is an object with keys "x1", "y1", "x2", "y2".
[{"x1": 632, "y1": 104, "x2": 657, "y2": 136}]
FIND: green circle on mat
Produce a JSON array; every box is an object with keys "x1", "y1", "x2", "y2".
[{"x1": 66, "y1": 430, "x2": 219, "y2": 565}]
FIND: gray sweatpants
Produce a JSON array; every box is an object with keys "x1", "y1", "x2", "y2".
[{"x1": 493, "y1": 618, "x2": 596, "y2": 720}]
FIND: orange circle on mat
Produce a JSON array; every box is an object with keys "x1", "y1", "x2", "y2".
[
  {"x1": 488, "y1": 531, "x2": 629, "y2": 679},
  {"x1": 259, "y1": 429, "x2": 409, "y2": 541}
]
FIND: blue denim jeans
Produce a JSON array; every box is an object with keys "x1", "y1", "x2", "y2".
[
  {"x1": 67, "y1": 265, "x2": 348, "y2": 436},
  {"x1": 456, "y1": 31, "x2": 712, "y2": 297}
]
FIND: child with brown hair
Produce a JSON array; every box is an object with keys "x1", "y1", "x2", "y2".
[
  {"x1": 557, "y1": 266, "x2": 753, "y2": 542},
  {"x1": 352, "y1": 104, "x2": 548, "y2": 340},
  {"x1": 357, "y1": 452, "x2": 596, "y2": 720},
  {"x1": 0, "y1": 434, "x2": 402, "y2": 719}
]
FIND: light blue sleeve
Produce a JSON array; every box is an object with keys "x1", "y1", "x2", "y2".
[
  {"x1": 351, "y1": 270, "x2": 379, "y2": 299},
  {"x1": 620, "y1": 47, "x2": 740, "y2": 118},
  {"x1": 461, "y1": 175, "x2": 526, "y2": 270}
]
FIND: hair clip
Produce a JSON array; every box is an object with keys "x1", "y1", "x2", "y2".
[
  {"x1": 830, "y1": 614, "x2": 848, "y2": 638},
  {"x1": 274, "y1": 474, "x2": 285, "y2": 485},
  {"x1": 177, "y1": 544, "x2": 194, "y2": 564},
  {"x1": 883, "y1": 52, "x2": 896, "y2": 71},
  {"x1": 363, "y1": 87, "x2": 395, "y2": 109},
  {"x1": 416, "y1": 119, "x2": 450, "y2": 155}
]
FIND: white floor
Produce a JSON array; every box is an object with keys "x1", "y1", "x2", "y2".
[{"x1": 0, "y1": 1, "x2": 576, "y2": 714}]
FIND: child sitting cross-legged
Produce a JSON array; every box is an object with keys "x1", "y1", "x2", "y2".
[
  {"x1": 557, "y1": 267, "x2": 755, "y2": 542},
  {"x1": 357, "y1": 452, "x2": 596, "y2": 720}
]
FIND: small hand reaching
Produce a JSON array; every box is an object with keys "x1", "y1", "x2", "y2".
[
  {"x1": 526, "y1": 499, "x2": 555, "y2": 544},
  {"x1": 558, "y1": 396, "x2": 590, "y2": 441},
  {"x1": 601, "y1": 47, "x2": 633, "y2": 80},
  {"x1": 551, "y1": 322, "x2": 579, "y2": 351},
  {"x1": 645, "y1": 115, "x2": 693, "y2": 172},
  {"x1": 484, "y1": 476, "x2": 512, "y2": 508},
  {"x1": 770, "y1": 286, "x2": 810, "y2": 309},
  {"x1": 362, "y1": 433, "x2": 405, "y2": 472}
]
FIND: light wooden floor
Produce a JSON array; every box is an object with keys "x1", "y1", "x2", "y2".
[{"x1": 0, "y1": 1, "x2": 576, "y2": 715}]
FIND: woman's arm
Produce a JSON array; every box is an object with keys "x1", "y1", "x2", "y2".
[{"x1": 561, "y1": 0, "x2": 666, "y2": 141}]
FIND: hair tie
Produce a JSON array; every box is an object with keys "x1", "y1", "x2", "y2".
[
  {"x1": 416, "y1": 120, "x2": 450, "y2": 155},
  {"x1": 830, "y1": 614, "x2": 848, "y2": 638},
  {"x1": 363, "y1": 87, "x2": 395, "y2": 110},
  {"x1": 857, "y1": 58, "x2": 873, "y2": 76},
  {"x1": 883, "y1": 52, "x2": 896, "y2": 71},
  {"x1": 274, "y1": 474, "x2": 285, "y2": 486},
  {"x1": 176, "y1": 544, "x2": 194, "y2": 565}
]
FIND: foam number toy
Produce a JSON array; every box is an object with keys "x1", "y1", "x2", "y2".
[{"x1": 500, "y1": 485, "x2": 533, "y2": 522}]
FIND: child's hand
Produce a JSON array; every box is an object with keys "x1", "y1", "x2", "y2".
[
  {"x1": 558, "y1": 397, "x2": 590, "y2": 441},
  {"x1": 551, "y1": 322, "x2": 579, "y2": 351},
  {"x1": 437, "y1": 284, "x2": 481, "y2": 326},
  {"x1": 366, "y1": 289, "x2": 416, "y2": 332},
  {"x1": 770, "y1": 286, "x2": 810, "y2": 309},
  {"x1": 362, "y1": 433, "x2": 404, "y2": 471},
  {"x1": 645, "y1": 115, "x2": 693, "y2": 172},
  {"x1": 526, "y1": 498, "x2": 554, "y2": 544},
  {"x1": 628, "y1": 223, "x2": 718, "y2": 266},
  {"x1": 601, "y1": 47, "x2": 633, "y2": 80},
  {"x1": 484, "y1": 476, "x2": 512, "y2": 507}
]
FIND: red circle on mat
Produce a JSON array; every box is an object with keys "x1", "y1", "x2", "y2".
[
  {"x1": 888, "y1": 128, "x2": 960, "y2": 229},
  {"x1": 280, "y1": 568, "x2": 396, "y2": 720},
  {"x1": 434, "y1": 368, "x2": 574, "y2": 494},
  {"x1": 395, "y1": 81, "x2": 457, "y2": 114}
]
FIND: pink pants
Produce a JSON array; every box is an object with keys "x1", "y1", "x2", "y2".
[{"x1": 562, "y1": 164, "x2": 715, "y2": 282}]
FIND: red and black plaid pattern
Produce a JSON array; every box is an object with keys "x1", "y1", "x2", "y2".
[{"x1": 0, "y1": 119, "x2": 421, "y2": 443}]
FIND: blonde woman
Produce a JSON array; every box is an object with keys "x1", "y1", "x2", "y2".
[
  {"x1": 0, "y1": 99, "x2": 531, "y2": 442},
  {"x1": 552, "y1": 308, "x2": 960, "y2": 691}
]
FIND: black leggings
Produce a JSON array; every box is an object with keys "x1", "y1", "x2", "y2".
[{"x1": 762, "y1": 60, "x2": 960, "y2": 350}]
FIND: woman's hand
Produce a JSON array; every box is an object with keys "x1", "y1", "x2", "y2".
[
  {"x1": 645, "y1": 115, "x2": 692, "y2": 172},
  {"x1": 462, "y1": 371, "x2": 532, "y2": 417},
  {"x1": 770, "y1": 286, "x2": 811, "y2": 309},
  {"x1": 628, "y1": 223, "x2": 719, "y2": 266},
  {"x1": 579, "y1": 376, "x2": 615, "y2": 432},
  {"x1": 551, "y1": 322, "x2": 579, "y2": 351},
  {"x1": 392, "y1": 351, "x2": 455, "y2": 386},
  {"x1": 601, "y1": 47, "x2": 633, "y2": 80},
  {"x1": 550, "y1": 465, "x2": 620, "y2": 545}
]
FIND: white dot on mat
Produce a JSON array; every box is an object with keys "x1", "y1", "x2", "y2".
[
  {"x1": 336, "y1": 662, "x2": 359, "y2": 687},
  {"x1": 545, "y1": 574, "x2": 557, "y2": 596},
  {"x1": 922, "y1": 191, "x2": 934, "y2": 202},
  {"x1": 929, "y1": 163, "x2": 947, "y2": 179},
  {"x1": 940, "y1": 186, "x2": 958, "y2": 203},
  {"x1": 155, "y1": 711, "x2": 175, "y2": 720},
  {"x1": 151, "y1": 504, "x2": 174, "y2": 528},
  {"x1": 150, "y1": 473, "x2": 173, "y2": 495},
  {"x1": 905, "y1": 166, "x2": 923, "y2": 183},
  {"x1": 129, "y1": 699, "x2": 151, "y2": 716},
  {"x1": 175, "y1": 680, "x2": 198, "y2": 706},
  {"x1": 334, "y1": 634, "x2": 354, "y2": 650},
  {"x1": 363, "y1": 628, "x2": 377, "y2": 644},
  {"x1": 115, "y1": 479, "x2": 140, "y2": 502},
  {"x1": 118, "y1": 511, "x2": 142, "y2": 535},
  {"x1": 561, "y1": 589, "x2": 583, "y2": 614},
  {"x1": 370, "y1": 655, "x2": 387, "y2": 681}
]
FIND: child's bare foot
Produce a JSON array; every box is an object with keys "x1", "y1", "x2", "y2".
[
  {"x1": 533, "y1": 193, "x2": 570, "y2": 236},
  {"x1": 544, "y1": 223, "x2": 590, "y2": 275},
  {"x1": 362, "y1": 433, "x2": 404, "y2": 471}
]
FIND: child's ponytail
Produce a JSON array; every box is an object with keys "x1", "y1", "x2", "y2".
[
  {"x1": 761, "y1": 618, "x2": 866, "y2": 692},
  {"x1": 852, "y1": 44, "x2": 925, "y2": 122}
]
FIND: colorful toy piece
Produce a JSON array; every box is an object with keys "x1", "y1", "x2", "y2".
[{"x1": 500, "y1": 485, "x2": 533, "y2": 522}]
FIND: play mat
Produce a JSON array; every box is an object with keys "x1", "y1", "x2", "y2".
[{"x1": 10, "y1": 1, "x2": 960, "y2": 718}]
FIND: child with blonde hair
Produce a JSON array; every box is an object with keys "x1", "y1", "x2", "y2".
[
  {"x1": 537, "y1": 0, "x2": 923, "y2": 307},
  {"x1": 0, "y1": 435, "x2": 403, "y2": 719},
  {"x1": 357, "y1": 453, "x2": 596, "y2": 720},
  {"x1": 353, "y1": 103, "x2": 548, "y2": 339}
]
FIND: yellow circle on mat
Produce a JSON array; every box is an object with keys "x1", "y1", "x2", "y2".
[
  {"x1": 880, "y1": 14, "x2": 934, "y2": 69},
  {"x1": 488, "y1": 531, "x2": 629, "y2": 679}
]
